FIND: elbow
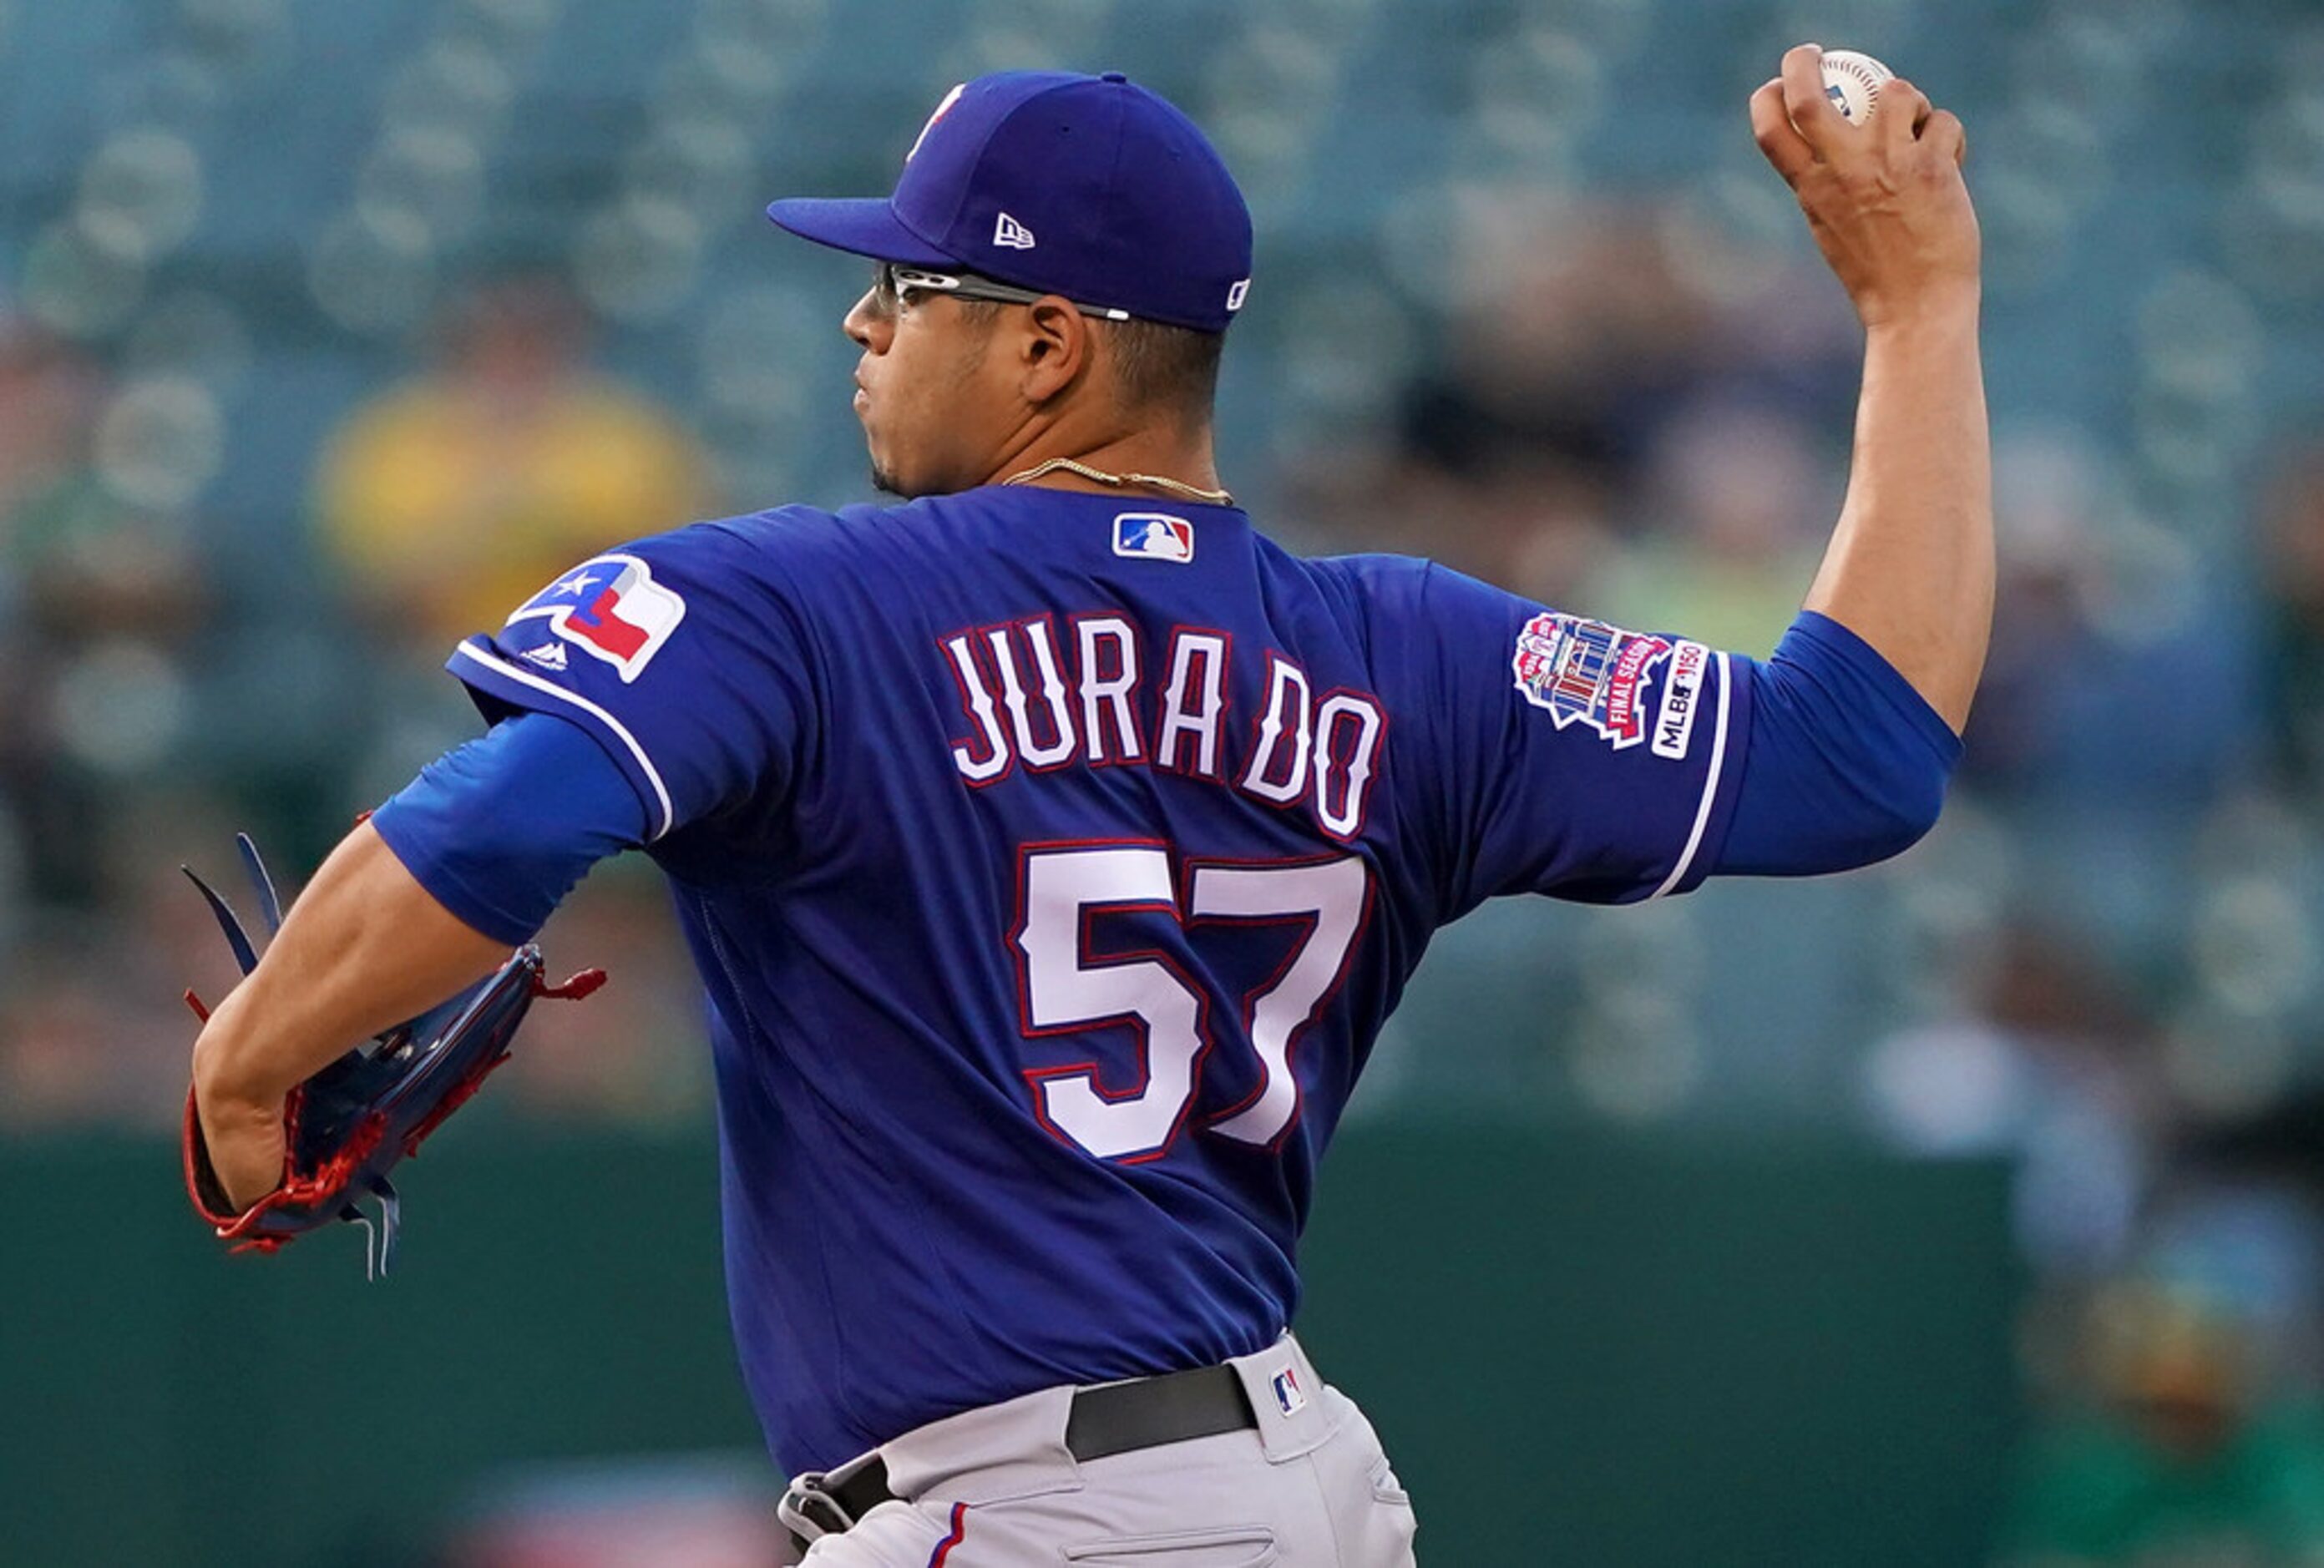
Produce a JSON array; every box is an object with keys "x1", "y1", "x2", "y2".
[
  {"x1": 1728, "y1": 620, "x2": 1967, "y2": 878},
  {"x1": 1762, "y1": 750, "x2": 1953, "y2": 878},
  {"x1": 1842, "y1": 766, "x2": 1950, "y2": 870}
]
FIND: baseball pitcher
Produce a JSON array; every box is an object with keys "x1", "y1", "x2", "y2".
[{"x1": 190, "y1": 50, "x2": 1987, "y2": 1565}]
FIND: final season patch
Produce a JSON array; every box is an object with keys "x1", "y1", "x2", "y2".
[
  {"x1": 1512, "y1": 613, "x2": 1673, "y2": 749},
  {"x1": 508, "y1": 554, "x2": 686, "y2": 683}
]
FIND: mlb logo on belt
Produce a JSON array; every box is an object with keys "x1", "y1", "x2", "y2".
[
  {"x1": 1113, "y1": 512, "x2": 1194, "y2": 564},
  {"x1": 509, "y1": 554, "x2": 687, "y2": 682},
  {"x1": 1269, "y1": 1364, "x2": 1306, "y2": 1417}
]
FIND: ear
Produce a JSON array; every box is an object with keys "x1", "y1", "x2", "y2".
[{"x1": 1017, "y1": 297, "x2": 1091, "y2": 406}]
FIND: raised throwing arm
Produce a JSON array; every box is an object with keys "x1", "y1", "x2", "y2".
[{"x1": 1752, "y1": 44, "x2": 1992, "y2": 733}]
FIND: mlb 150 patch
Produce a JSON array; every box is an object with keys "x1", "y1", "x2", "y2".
[
  {"x1": 508, "y1": 554, "x2": 687, "y2": 682},
  {"x1": 1653, "y1": 640, "x2": 1712, "y2": 761},
  {"x1": 1113, "y1": 512, "x2": 1194, "y2": 564},
  {"x1": 1511, "y1": 612, "x2": 1673, "y2": 750}
]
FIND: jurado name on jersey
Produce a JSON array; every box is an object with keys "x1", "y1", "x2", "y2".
[{"x1": 940, "y1": 614, "x2": 1387, "y2": 842}]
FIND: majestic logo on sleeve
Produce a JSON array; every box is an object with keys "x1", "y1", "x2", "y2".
[
  {"x1": 509, "y1": 554, "x2": 686, "y2": 683},
  {"x1": 1112, "y1": 513, "x2": 1193, "y2": 563},
  {"x1": 1511, "y1": 613, "x2": 1673, "y2": 750}
]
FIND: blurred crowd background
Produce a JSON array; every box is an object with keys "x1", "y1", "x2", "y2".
[{"x1": 8, "y1": 0, "x2": 2324, "y2": 1561}]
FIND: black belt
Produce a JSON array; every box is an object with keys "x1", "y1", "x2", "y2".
[{"x1": 783, "y1": 1363, "x2": 1258, "y2": 1543}]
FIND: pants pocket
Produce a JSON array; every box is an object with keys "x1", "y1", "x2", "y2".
[
  {"x1": 1063, "y1": 1525, "x2": 1280, "y2": 1566},
  {"x1": 1365, "y1": 1455, "x2": 1419, "y2": 1564}
]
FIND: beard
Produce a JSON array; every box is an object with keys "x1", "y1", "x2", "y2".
[{"x1": 869, "y1": 457, "x2": 951, "y2": 499}]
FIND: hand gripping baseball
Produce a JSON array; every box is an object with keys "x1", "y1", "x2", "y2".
[{"x1": 1749, "y1": 44, "x2": 1977, "y2": 328}]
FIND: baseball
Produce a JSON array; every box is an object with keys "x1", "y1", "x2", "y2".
[{"x1": 1818, "y1": 48, "x2": 1894, "y2": 126}]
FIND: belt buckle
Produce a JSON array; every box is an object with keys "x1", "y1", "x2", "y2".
[{"x1": 777, "y1": 1471, "x2": 859, "y2": 1545}]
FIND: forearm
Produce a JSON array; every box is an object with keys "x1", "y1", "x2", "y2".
[
  {"x1": 1803, "y1": 301, "x2": 1992, "y2": 733},
  {"x1": 191, "y1": 822, "x2": 510, "y2": 1113}
]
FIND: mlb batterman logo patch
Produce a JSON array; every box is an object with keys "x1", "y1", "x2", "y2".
[
  {"x1": 509, "y1": 554, "x2": 686, "y2": 682},
  {"x1": 1113, "y1": 512, "x2": 1194, "y2": 564},
  {"x1": 1512, "y1": 612, "x2": 1673, "y2": 750}
]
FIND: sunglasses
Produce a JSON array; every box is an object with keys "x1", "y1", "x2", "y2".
[{"x1": 874, "y1": 262, "x2": 1130, "y2": 322}]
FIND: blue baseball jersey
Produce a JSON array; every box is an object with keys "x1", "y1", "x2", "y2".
[{"x1": 447, "y1": 487, "x2": 1754, "y2": 1472}]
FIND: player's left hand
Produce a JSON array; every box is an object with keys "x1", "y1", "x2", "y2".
[
  {"x1": 192, "y1": 1058, "x2": 290, "y2": 1214},
  {"x1": 1749, "y1": 44, "x2": 1977, "y2": 330},
  {"x1": 180, "y1": 831, "x2": 605, "y2": 1271}
]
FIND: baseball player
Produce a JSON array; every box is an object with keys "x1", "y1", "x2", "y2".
[{"x1": 191, "y1": 51, "x2": 1986, "y2": 1565}]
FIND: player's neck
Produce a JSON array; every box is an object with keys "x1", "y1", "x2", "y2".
[{"x1": 981, "y1": 427, "x2": 1224, "y2": 505}]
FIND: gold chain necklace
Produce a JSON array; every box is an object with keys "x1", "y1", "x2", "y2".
[{"x1": 999, "y1": 456, "x2": 1234, "y2": 508}]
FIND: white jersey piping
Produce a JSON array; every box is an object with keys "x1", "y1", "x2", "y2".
[
  {"x1": 1648, "y1": 650, "x2": 1733, "y2": 902},
  {"x1": 451, "y1": 639, "x2": 677, "y2": 841}
]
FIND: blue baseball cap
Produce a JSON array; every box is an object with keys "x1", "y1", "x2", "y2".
[{"x1": 767, "y1": 71, "x2": 1253, "y2": 333}]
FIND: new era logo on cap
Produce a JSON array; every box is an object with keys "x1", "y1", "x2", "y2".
[
  {"x1": 1113, "y1": 513, "x2": 1193, "y2": 563},
  {"x1": 993, "y1": 211, "x2": 1035, "y2": 250}
]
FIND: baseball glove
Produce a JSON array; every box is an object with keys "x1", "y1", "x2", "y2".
[{"x1": 180, "y1": 833, "x2": 605, "y2": 1277}]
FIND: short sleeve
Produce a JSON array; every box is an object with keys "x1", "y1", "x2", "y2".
[
  {"x1": 1416, "y1": 564, "x2": 1754, "y2": 913},
  {"x1": 445, "y1": 520, "x2": 818, "y2": 841}
]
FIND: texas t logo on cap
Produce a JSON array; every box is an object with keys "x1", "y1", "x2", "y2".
[{"x1": 906, "y1": 83, "x2": 966, "y2": 163}]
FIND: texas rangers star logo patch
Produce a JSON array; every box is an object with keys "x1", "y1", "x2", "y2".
[
  {"x1": 1511, "y1": 612, "x2": 1673, "y2": 749},
  {"x1": 508, "y1": 554, "x2": 686, "y2": 683},
  {"x1": 1113, "y1": 512, "x2": 1193, "y2": 564}
]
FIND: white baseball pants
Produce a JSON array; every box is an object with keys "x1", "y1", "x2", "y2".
[{"x1": 780, "y1": 1336, "x2": 1420, "y2": 1566}]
